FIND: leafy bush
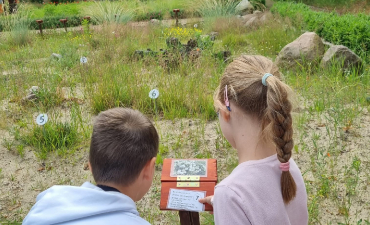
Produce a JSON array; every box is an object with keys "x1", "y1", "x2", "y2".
[
  {"x1": 271, "y1": 2, "x2": 370, "y2": 60},
  {"x1": 135, "y1": 11, "x2": 163, "y2": 21},
  {"x1": 29, "y1": 15, "x2": 93, "y2": 30}
]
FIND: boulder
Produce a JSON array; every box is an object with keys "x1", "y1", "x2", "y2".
[
  {"x1": 244, "y1": 16, "x2": 258, "y2": 28},
  {"x1": 275, "y1": 32, "x2": 325, "y2": 69},
  {"x1": 235, "y1": 0, "x2": 253, "y2": 15},
  {"x1": 210, "y1": 32, "x2": 219, "y2": 41},
  {"x1": 51, "y1": 53, "x2": 62, "y2": 60},
  {"x1": 150, "y1": 19, "x2": 161, "y2": 24},
  {"x1": 241, "y1": 14, "x2": 256, "y2": 22},
  {"x1": 320, "y1": 45, "x2": 363, "y2": 72},
  {"x1": 22, "y1": 86, "x2": 39, "y2": 102}
]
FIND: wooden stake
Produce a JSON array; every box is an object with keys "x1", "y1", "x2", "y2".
[{"x1": 179, "y1": 211, "x2": 200, "y2": 225}]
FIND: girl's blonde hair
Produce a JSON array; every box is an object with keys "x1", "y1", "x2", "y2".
[{"x1": 215, "y1": 55, "x2": 296, "y2": 204}]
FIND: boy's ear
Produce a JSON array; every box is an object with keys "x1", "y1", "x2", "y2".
[
  {"x1": 142, "y1": 157, "x2": 156, "y2": 180},
  {"x1": 220, "y1": 109, "x2": 230, "y2": 122},
  {"x1": 88, "y1": 162, "x2": 92, "y2": 172}
]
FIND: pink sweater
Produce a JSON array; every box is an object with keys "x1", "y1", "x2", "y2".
[{"x1": 214, "y1": 154, "x2": 308, "y2": 225}]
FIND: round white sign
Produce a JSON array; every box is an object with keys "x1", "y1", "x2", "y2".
[
  {"x1": 36, "y1": 114, "x2": 48, "y2": 126},
  {"x1": 80, "y1": 57, "x2": 88, "y2": 64},
  {"x1": 149, "y1": 89, "x2": 159, "y2": 99}
]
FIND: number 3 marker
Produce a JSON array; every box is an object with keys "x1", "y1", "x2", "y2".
[{"x1": 36, "y1": 114, "x2": 48, "y2": 126}]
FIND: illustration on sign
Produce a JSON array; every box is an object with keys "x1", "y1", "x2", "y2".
[{"x1": 170, "y1": 159, "x2": 207, "y2": 177}]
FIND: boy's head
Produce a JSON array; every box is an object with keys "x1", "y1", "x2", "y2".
[{"x1": 89, "y1": 108, "x2": 159, "y2": 200}]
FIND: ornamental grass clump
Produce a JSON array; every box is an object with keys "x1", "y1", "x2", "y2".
[{"x1": 82, "y1": 0, "x2": 133, "y2": 24}]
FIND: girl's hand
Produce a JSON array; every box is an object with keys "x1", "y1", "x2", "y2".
[{"x1": 198, "y1": 195, "x2": 214, "y2": 206}]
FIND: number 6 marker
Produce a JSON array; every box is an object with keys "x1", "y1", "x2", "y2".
[
  {"x1": 149, "y1": 89, "x2": 159, "y2": 99},
  {"x1": 36, "y1": 114, "x2": 48, "y2": 126}
]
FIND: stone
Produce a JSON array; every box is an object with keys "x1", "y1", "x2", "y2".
[
  {"x1": 134, "y1": 50, "x2": 144, "y2": 59},
  {"x1": 320, "y1": 45, "x2": 363, "y2": 72},
  {"x1": 150, "y1": 19, "x2": 160, "y2": 24},
  {"x1": 275, "y1": 32, "x2": 325, "y2": 69},
  {"x1": 242, "y1": 14, "x2": 256, "y2": 22},
  {"x1": 22, "y1": 86, "x2": 40, "y2": 102},
  {"x1": 210, "y1": 32, "x2": 219, "y2": 41},
  {"x1": 253, "y1": 10, "x2": 262, "y2": 15},
  {"x1": 235, "y1": 0, "x2": 253, "y2": 15},
  {"x1": 244, "y1": 16, "x2": 258, "y2": 28},
  {"x1": 51, "y1": 53, "x2": 62, "y2": 60}
]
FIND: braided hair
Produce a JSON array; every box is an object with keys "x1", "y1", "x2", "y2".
[{"x1": 214, "y1": 55, "x2": 297, "y2": 204}]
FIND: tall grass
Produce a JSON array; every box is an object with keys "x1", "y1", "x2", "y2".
[
  {"x1": 82, "y1": 0, "x2": 133, "y2": 23},
  {"x1": 188, "y1": 0, "x2": 239, "y2": 17},
  {"x1": 0, "y1": 4, "x2": 32, "y2": 45}
]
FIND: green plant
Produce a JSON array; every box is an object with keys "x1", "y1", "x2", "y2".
[
  {"x1": 135, "y1": 11, "x2": 163, "y2": 21},
  {"x1": 82, "y1": 1, "x2": 133, "y2": 24},
  {"x1": 188, "y1": 0, "x2": 239, "y2": 17},
  {"x1": 17, "y1": 121, "x2": 79, "y2": 159},
  {"x1": 0, "y1": 4, "x2": 32, "y2": 45},
  {"x1": 16, "y1": 144, "x2": 25, "y2": 158},
  {"x1": 271, "y1": 2, "x2": 370, "y2": 61}
]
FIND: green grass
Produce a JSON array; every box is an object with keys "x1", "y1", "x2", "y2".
[
  {"x1": 271, "y1": 2, "x2": 370, "y2": 61},
  {"x1": 0, "y1": 11, "x2": 370, "y2": 224},
  {"x1": 273, "y1": 0, "x2": 365, "y2": 7}
]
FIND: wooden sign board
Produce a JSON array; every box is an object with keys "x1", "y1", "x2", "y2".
[{"x1": 160, "y1": 158, "x2": 217, "y2": 212}]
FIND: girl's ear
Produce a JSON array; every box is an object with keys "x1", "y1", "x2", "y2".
[{"x1": 220, "y1": 109, "x2": 230, "y2": 122}]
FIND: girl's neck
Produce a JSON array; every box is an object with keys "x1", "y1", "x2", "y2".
[{"x1": 230, "y1": 112, "x2": 276, "y2": 164}]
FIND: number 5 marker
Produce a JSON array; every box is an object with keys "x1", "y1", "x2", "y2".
[{"x1": 36, "y1": 114, "x2": 48, "y2": 126}]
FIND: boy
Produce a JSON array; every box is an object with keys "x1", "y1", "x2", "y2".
[{"x1": 23, "y1": 108, "x2": 159, "y2": 225}]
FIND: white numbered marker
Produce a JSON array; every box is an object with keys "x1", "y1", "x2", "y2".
[
  {"x1": 149, "y1": 89, "x2": 159, "y2": 99},
  {"x1": 80, "y1": 57, "x2": 88, "y2": 64},
  {"x1": 36, "y1": 114, "x2": 48, "y2": 126}
]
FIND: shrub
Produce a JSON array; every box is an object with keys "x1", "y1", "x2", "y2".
[
  {"x1": 271, "y1": 2, "x2": 370, "y2": 60},
  {"x1": 135, "y1": 11, "x2": 163, "y2": 21},
  {"x1": 29, "y1": 15, "x2": 97, "y2": 30}
]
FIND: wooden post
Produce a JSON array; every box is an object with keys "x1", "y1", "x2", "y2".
[
  {"x1": 60, "y1": 19, "x2": 68, "y2": 32},
  {"x1": 173, "y1": 9, "x2": 180, "y2": 26},
  {"x1": 36, "y1": 20, "x2": 43, "y2": 36},
  {"x1": 179, "y1": 211, "x2": 200, "y2": 225}
]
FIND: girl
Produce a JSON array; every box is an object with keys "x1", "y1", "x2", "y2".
[{"x1": 199, "y1": 55, "x2": 308, "y2": 224}]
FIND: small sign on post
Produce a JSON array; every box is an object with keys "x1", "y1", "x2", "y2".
[
  {"x1": 149, "y1": 89, "x2": 159, "y2": 115},
  {"x1": 36, "y1": 114, "x2": 48, "y2": 126},
  {"x1": 160, "y1": 159, "x2": 217, "y2": 225}
]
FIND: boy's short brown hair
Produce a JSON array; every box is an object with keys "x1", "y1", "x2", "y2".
[{"x1": 89, "y1": 108, "x2": 159, "y2": 186}]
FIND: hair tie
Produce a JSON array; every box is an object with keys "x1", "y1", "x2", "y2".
[
  {"x1": 224, "y1": 85, "x2": 231, "y2": 111},
  {"x1": 280, "y1": 162, "x2": 290, "y2": 172},
  {"x1": 262, "y1": 73, "x2": 273, "y2": 86}
]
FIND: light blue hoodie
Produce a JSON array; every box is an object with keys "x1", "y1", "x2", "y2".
[{"x1": 23, "y1": 182, "x2": 151, "y2": 225}]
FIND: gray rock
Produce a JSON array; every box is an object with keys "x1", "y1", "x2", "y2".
[
  {"x1": 210, "y1": 32, "x2": 219, "y2": 41},
  {"x1": 242, "y1": 14, "x2": 256, "y2": 22},
  {"x1": 236, "y1": 0, "x2": 253, "y2": 15},
  {"x1": 150, "y1": 19, "x2": 160, "y2": 24},
  {"x1": 275, "y1": 32, "x2": 325, "y2": 69},
  {"x1": 245, "y1": 16, "x2": 258, "y2": 28},
  {"x1": 29, "y1": 86, "x2": 39, "y2": 95},
  {"x1": 22, "y1": 86, "x2": 39, "y2": 102},
  {"x1": 320, "y1": 45, "x2": 363, "y2": 72},
  {"x1": 51, "y1": 53, "x2": 62, "y2": 59}
]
